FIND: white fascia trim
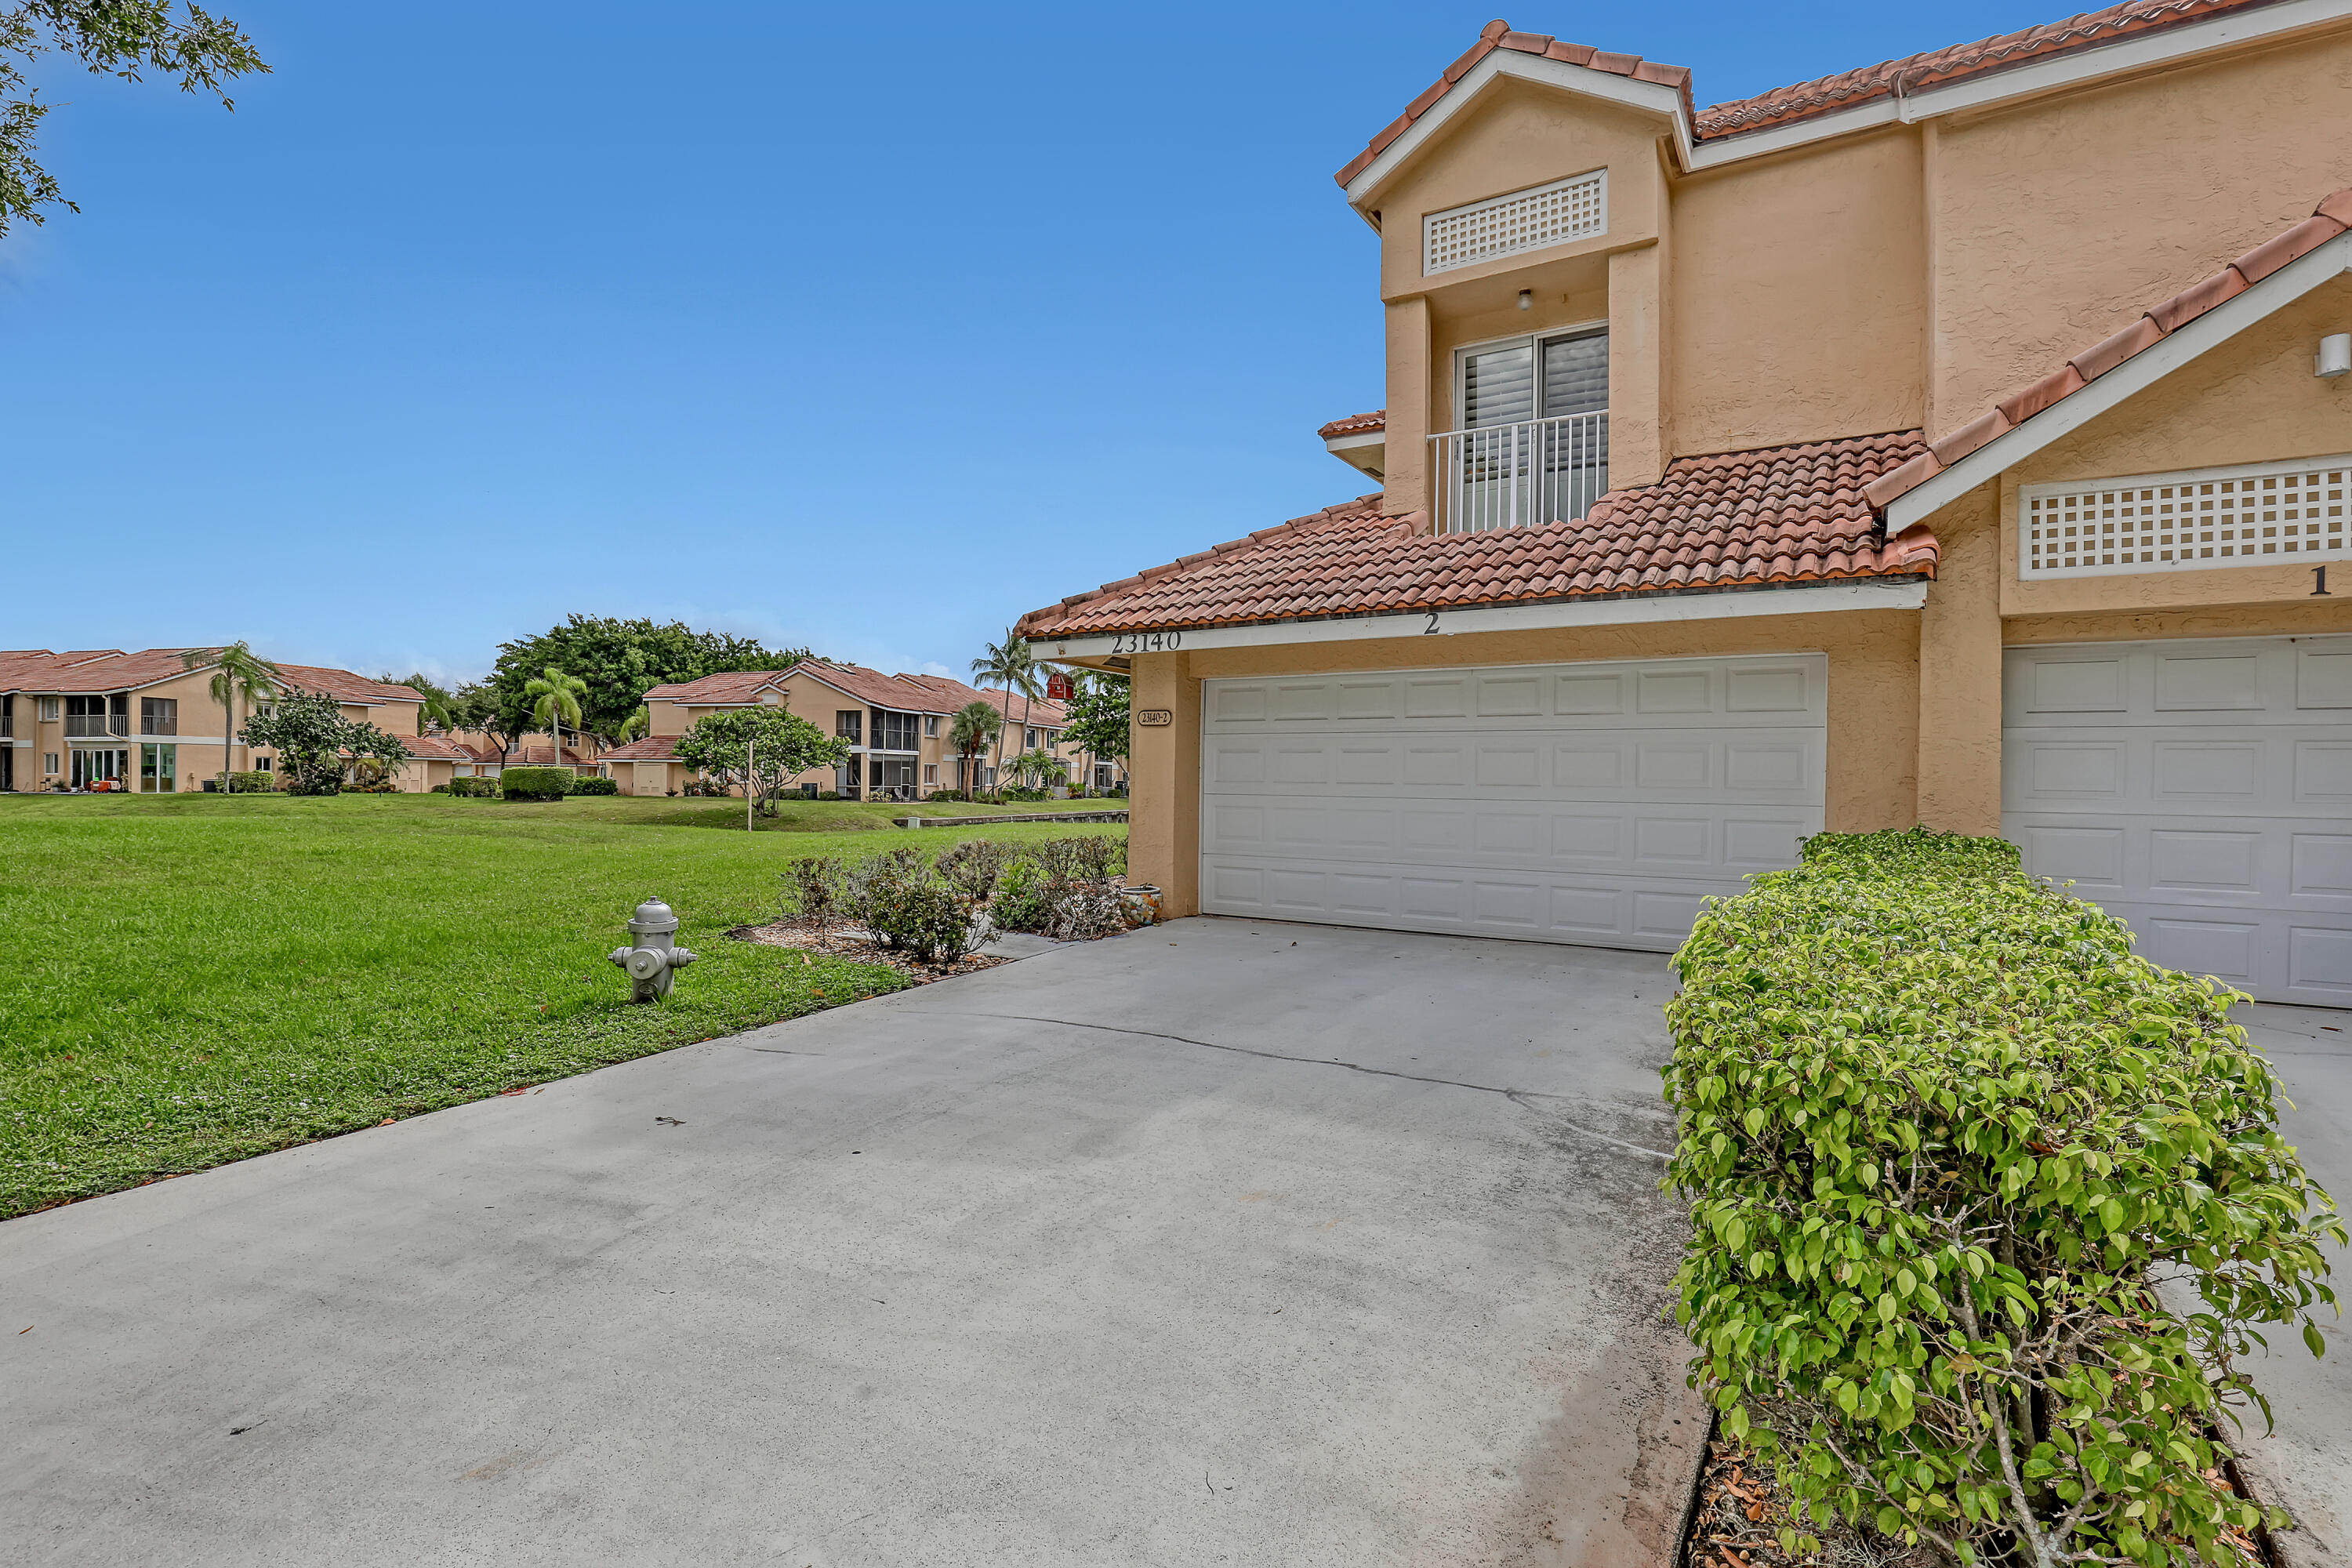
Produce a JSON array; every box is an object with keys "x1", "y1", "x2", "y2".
[
  {"x1": 1345, "y1": 53, "x2": 1689, "y2": 206},
  {"x1": 1040, "y1": 578, "x2": 1927, "y2": 659},
  {"x1": 1346, "y1": 0, "x2": 2352, "y2": 201},
  {"x1": 1323, "y1": 430, "x2": 1385, "y2": 454},
  {"x1": 1685, "y1": 0, "x2": 2352, "y2": 169},
  {"x1": 1886, "y1": 231, "x2": 2352, "y2": 529}
]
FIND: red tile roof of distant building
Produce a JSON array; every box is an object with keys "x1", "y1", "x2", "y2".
[{"x1": 1319, "y1": 411, "x2": 1388, "y2": 439}]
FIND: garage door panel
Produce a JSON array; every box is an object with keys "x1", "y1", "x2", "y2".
[
  {"x1": 2004, "y1": 637, "x2": 2352, "y2": 1005},
  {"x1": 1203, "y1": 655, "x2": 1827, "y2": 952}
]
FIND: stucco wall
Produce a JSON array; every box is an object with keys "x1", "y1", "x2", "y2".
[
  {"x1": 1926, "y1": 27, "x2": 2352, "y2": 431},
  {"x1": 1669, "y1": 129, "x2": 1928, "y2": 456},
  {"x1": 1123, "y1": 611, "x2": 1922, "y2": 917},
  {"x1": 1998, "y1": 277, "x2": 2352, "y2": 619},
  {"x1": 1916, "y1": 485, "x2": 2005, "y2": 833}
]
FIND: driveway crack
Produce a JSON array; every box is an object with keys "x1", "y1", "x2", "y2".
[{"x1": 897, "y1": 1009, "x2": 1671, "y2": 1161}]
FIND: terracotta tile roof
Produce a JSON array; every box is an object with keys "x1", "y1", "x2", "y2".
[
  {"x1": 1696, "y1": 0, "x2": 2290, "y2": 140},
  {"x1": 508, "y1": 744, "x2": 592, "y2": 767},
  {"x1": 641, "y1": 669, "x2": 794, "y2": 705},
  {"x1": 1339, "y1": 2, "x2": 2292, "y2": 185},
  {"x1": 1337, "y1": 20, "x2": 1693, "y2": 187},
  {"x1": 600, "y1": 736, "x2": 681, "y2": 761},
  {"x1": 270, "y1": 663, "x2": 426, "y2": 707},
  {"x1": 1018, "y1": 433, "x2": 1939, "y2": 638},
  {"x1": 395, "y1": 734, "x2": 473, "y2": 760},
  {"x1": 1864, "y1": 187, "x2": 2352, "y2": 511},
  {"x1": 1319, "y1": 411, "x2": 1388, "y2": 439}
]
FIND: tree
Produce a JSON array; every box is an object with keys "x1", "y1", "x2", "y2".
[
  {"x1": 240, "y1": 688, "x2": 408, "y2": 796},
  {"x1": 488, "y1": 615, "x2": 811, "y2": 742},
  {"x1": 969, "y1": 629, "x2": 1037, "y2": 801},
  {"x1": 2, "y1": 2, "x2": 269, "y2": 237},
  {"x1": 1058, "y1": 670, "x2": 1128, "y2": 779},
  {"x1": 449, "y1": 681, "x2": 521, "y2": 771},
  {"x1": 183, "y1": 641, "x2": 278, "y2": 793},
  {"x1": 673, "y1": 708, "x2": 848, "y2": 818},
  {"x1": 1006, "y1": 748, "x2": 1067, "y2": 793},
  {"x1": 524, "y1": 666, "x2": 586, "y2": 760},
  {"x1": 946, "y1": 700, "x2": 1000, "y2": 796},
  {"x1": 617, "y1": 703, "x2": 650, "y2": 742},
  {"x1": 390, "y1": 673, "x2": 459, "y2": 731}
]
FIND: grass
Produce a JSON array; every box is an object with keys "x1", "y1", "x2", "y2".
[{"x1": 0, "y1": 792, "x2": 1127, "y2": 1218}]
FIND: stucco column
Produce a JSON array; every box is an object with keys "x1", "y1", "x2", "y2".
[
  {"x1": 1126, "y1": 651, "x2": 1200, "y2": 916},
  {"x1": 1606, "y1": 241, "x2": 1668, "y2": 489},
  {"x1": 1915, "y1": 485, "x2": 2004, "y2": 833},
  {"x1": 1381, "y1": 296, "x2": 1432, "y2": 517}
]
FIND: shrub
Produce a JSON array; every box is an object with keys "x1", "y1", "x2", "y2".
[
  {"x1": 840, "y1": 848, "x2": 977, "y2": 963},
  {"x1": 223, "y1": 771, "x2": 274, "y2": 793},
  {"x1": 1000, "y1": 786, "x2": 1049, "y2": 803},
  {"x1": 567, "y1": 775, "x2": 618, "y2": 796},
  {"x1": 780, "y1": 856, "x2": 845, "y2": 928},
  {"x1": 935, "y1": 839, "x2": 1011, "y2": 906},
  {"x1": 816, "y1": 790, "x2": 842, "y2": 801},
  {"x1": 989, "y1": 858, "x2": 1054, "y2": 933},
  {"x1": 1664, "y1": 828, "x2": 2343, "y2": 1568},
  {"x1": 499, "y1": 766, "x2": 573, "y2": 802},
  {"x1": 1044, "y1": 883, "x2": 1128, "y2": 942},
  {"x1": 924, "y1": 789, "x2": 970, "y2": 804},
  {"x1": 1033, "y1": 834, "x2": 1123, "y2": 884},
  {"x1": 445, "y1": 775, "x2": 498, "y2": 798}
]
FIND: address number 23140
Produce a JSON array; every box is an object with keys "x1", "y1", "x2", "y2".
[{"x1": 1105, "y1": 630, "x2": 1182, "y2": 654}]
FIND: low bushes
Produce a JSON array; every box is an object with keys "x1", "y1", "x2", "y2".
[
  {"x1": 779, "y1": 834, "x2": 1134, "y2": 960},
  {"x1": 498, "y1": 767, "x2": 573, "y2": 802},
  {"x1": 567, "y1": 775, "x2": 618, "y2": 796},
  {"x1": 1664, "y1": 828, "x2": 2343, "y2": 1567},
  {"x1": 219, "y1": 771, "x2": 275, "y2": 794},
  {"x1": 442, "y1": 776, "x2": 499, "y2": 798}
]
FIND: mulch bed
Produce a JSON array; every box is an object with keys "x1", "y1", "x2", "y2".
[
  {"x1": 728, "y1": 920, "x2": 1014, "y2": 983},
  {"x1": 1683, "y1": 1436, "x2": 2267, "y2": 1568}
]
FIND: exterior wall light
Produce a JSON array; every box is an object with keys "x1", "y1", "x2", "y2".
[
  {"x1": 2320, "y1": 333, "x2": 2352, "y2": 379},
  {"x1": 1516, "y1": 289, "x2": 1533, "y2": 311}
]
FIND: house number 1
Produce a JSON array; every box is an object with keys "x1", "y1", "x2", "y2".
[{"x1": 2316, "y1": 565, "x2": 2333, "y2": 596}]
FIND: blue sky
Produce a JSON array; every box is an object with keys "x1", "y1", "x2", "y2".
[{"x1": 3, "y1": 1, "x2": 2059, "y2": 684}]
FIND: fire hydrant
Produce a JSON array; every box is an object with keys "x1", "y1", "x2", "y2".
[{"x1": 608, "y1": 897, "x2": 697, "y2": 1002}]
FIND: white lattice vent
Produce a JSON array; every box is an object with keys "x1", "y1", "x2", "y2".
[
  {"x1": 1424, "y1": 171, "x2": 1606, "y2": 276},
  {"x1": 2022, "y1": 456, "x2": 2352, "y2": 579}
]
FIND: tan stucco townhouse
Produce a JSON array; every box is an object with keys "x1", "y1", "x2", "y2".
[
  {"x1": 0, "y1": 648, "x2": 472, "y2": 793},
  {"x1": 599, "y1": 660, "x2": 1098, "y2": 799},
  {"x1": 1018, "y1": 0, "x2": 2352, "y2": 1004}
]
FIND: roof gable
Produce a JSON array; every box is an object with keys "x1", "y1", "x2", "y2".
[{"x1": 1871, "y1": 188, "x2": 2352, "y2": 525}]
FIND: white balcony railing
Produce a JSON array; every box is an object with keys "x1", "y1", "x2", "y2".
[{"x1": 1428, "y1": 411, "x2": 1608, "y2": 534}]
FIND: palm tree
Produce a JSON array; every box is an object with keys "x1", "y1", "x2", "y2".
[
  {"x1": 184, "y1": 643, "x2": 281, "y2": 793},
  {"x1": 618, "y1": 704, "x2": 650, "y2": 742},
  {"x1": 392, "y1": 673, "x2": 459, "y2": 733},
  {"x1": 948, "y1": 701, "x2": 1001, "y2": 797},
  {"x1": 969, "y1": 630, "x2": 1038, "y2": 800},
  {"x1": 524, "y1": 666, "x2": 586, "y2": 767}
]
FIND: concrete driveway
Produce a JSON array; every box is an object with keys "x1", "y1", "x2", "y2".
[
  {"x1": 2, "y1": 918, "x2": 1705, "y2": 1568},
  {"x1": 2230, "y1": 1003, "x2": 2352, "y2": 1568}
]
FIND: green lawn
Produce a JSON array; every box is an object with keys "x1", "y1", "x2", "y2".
[{"x1": 0, "y1": 792, "x2": 1127, "y2": 1218}]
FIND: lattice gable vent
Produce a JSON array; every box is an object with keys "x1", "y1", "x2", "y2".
[
  {"x1": 1424, "y1": 171, "x2": 1606, "y2": 276},
  {"x1": 2022, "y1": 456, "x2": 2351, "y2": 579}
]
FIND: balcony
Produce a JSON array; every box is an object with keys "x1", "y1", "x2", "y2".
[
  {"x1": 64, "y1": 715, "x2": 129, "y2": 739},
  {"x1": 1428, "y1": 411, "x2": 1608, "y2": 534}
]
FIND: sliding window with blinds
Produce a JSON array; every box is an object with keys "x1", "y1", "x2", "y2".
[{"x1": 1440, "y1": 328, "x2": 1610, "y2": 532}]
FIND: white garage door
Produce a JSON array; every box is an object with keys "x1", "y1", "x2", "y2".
[
  {"x1": 2003, "y1": 636, "x2": 2352, "y2": 1005},
  {"x1": 1199, "y1": 655, "x2": 1827, "y2": 949}
]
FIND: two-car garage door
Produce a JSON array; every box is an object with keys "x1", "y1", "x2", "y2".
[
  {"x1": 2003, "y1": 635, "x2": 2352, "y2": 1006},
  {"x1": 1199, "y1": 655, "x2": 1826, "y2": 950}
]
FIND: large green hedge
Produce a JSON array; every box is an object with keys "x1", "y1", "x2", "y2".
[
  {"x1": 497, "y1": 766, "x2": 572, "y2": 802},
  {"x1": 1664, "y1": 828, "x2": 2343, "y2": 1567}
]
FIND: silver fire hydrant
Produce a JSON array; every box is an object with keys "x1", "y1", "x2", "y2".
[{"x1": 608, "y1": 896, "x2": 697, "y2": 1002}]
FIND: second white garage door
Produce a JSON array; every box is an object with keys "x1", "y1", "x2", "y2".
[
  {"x1": 2003, "y1": 635, "x2": 2352, "y2": 1006},
  {"x1": 1199, "y1": 654, "x2": 1827, "y2": 950}
]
